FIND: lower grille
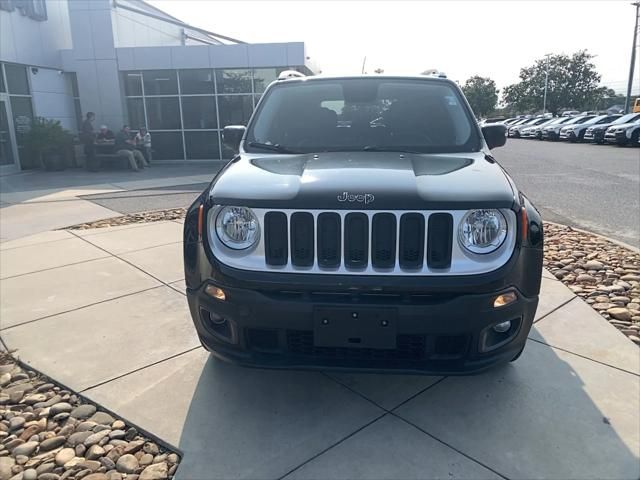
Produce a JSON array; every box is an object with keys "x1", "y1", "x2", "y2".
[{"x1": 286, "y1": 330, "x2": 426, "y2": 361}]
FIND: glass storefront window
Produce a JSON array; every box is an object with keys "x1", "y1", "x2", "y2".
[
  {"x1": 184, "y1": 131, "x2": 220, "y2": 159},
  {"x1": 215, "y1": 69, "x2": 252, "y2": 94},
  {"x1": 143, "y1": 70, "x2": 178, "y2": 96},
  {"x1": 5, "y1": 64, "x2": 30, "y2": 95},
  {"x1": 179, "y1": 69, "x2": 215, "y2": 95},
  {"x1": 123, "y1": 72, "x2": 143, "y2": 96},
  {"x1": 149, "y1": 131, "x2": 183, "y2": 160},
  {"x1": 126, "y1": 98, "x2": 146, "y2": 129},
  {"x1": 145, "y1": 97, "x2": 181, "y2": 130},
  {"x1": 181, "y1": 96, "x2": 217, "y2": 129},
  {"x1": 252, "y1": 68, "x2": 277, "y2": 94},
  {"x1": 218, "y1": 95, "x2": 254, "y2": 127}
]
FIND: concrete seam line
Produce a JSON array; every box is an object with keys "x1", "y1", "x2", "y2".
[
  {"x1": 527, "y1": 338, "x2": 639, "y2": 377},
  {"x1": 390, "y1": 413, "x2": 510, "y2": 480},
  {"x1": 6, "y1": 354, "x2": 185, "y2": 458},
  {"x1": 0, "y1": 254, "x2": 112, "y2": 281},
  {"x1": 0, "y1": 234, "x2": 87, "y2": 252},
  {"x1": 0, "y1": 285, "x2": 164, "y2": 332},
  {"x1": 276, "y1": 412, "x2": 390, "y2": 480},
  {"x1": 80, "y1": 345, "x2": 203, "y2": 393},
  {"x1": 69, "y1": 230, "x2": 175, "y2": 287},
  {"x1": 544, "y1": 220, "x2": 640, "y2": 253},
  {"x1": 117, "y1": 240, "x2": 182, "y2": 257},
  {"x1": 532, "y1": 296, "x2": 580, "y2": 324},
  {"x1": 63, "y1": 221, "x2": 174, "y2": 237}
]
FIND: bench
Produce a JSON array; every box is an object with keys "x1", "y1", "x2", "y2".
[{"x1": 86, "y1": 147, "x2": 132, "y2": 171}]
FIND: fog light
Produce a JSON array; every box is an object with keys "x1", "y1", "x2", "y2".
[
  {"x1": 204, "y1": 285, "x2": 226, "y2": 301},
  {"x1": 493, "y1": 291, "x2": 517, "y2": 308},
  {"x1": 493, "y1": 321, "x2": 511, "y2": 333}
]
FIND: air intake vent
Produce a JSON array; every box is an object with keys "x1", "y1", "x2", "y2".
[
  {"x1": 372, "y1": 213, "x2": 396, "y2": 268},
  {"x1": 399, "y1": 213, "x2": 425, "y2": 269},
  {"x1": 427, "y1": 213, "x2": 453, "y2": 269},
  {"x1": 264, "y1": 211, "x2": 288, "y2": 266},
  {"x1": 317, "y1": 212, "x2": 341, "y2": 268},
  {"x1": 344, "y1": 213, "x2": 368, "y2": 268},
  {"x1": 290, "y1": 212, "x2": 314, "y2": 267}
]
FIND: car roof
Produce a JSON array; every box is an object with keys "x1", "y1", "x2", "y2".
[{"x1": 276, "y1": 74, "x2": 456, "y2": 86}]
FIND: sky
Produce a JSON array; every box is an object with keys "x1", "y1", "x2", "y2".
[{"x1": 150, "y1": 0, "x2": 640, "y2": 96}]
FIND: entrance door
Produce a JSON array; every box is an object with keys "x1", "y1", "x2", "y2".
[{"x1": 0, "y1": 99, "x2": 19, "y2": 172}]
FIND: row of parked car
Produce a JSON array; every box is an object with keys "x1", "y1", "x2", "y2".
[{"x1": 501, "y1": 113, "x2": 640, "y2": 146}]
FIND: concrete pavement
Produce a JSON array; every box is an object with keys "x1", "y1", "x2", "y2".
[{"x1": 1, "y1": 220, "x2": 638, "y2": 480}]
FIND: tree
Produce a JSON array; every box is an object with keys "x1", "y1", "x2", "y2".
[
  {"x1": 502, "y1": 51, "x2": 611, "y2": 115},
  {"x1": 461, "y1": 76, "x2": 499, "y2": 119}
]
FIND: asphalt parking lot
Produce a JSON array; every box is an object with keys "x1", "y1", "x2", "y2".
[
  {"x1": 81, "y1": 139, "x2": 640, "y2": 248},
  {"x1": 495, "y1": 139, "x2": 640, "y2": 247}
]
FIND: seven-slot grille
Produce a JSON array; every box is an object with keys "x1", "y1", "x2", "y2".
[{"x1": 264, "y1": 211, "x2": 454, "y2": 270}]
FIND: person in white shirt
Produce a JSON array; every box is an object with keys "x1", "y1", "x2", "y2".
[{"x1": 135, "y1": 126, "x2": 152, "y2": 165}]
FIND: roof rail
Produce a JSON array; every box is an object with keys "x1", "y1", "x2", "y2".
[{"x1": 277, "y1": 70, "x2": 305, "y2": 80}]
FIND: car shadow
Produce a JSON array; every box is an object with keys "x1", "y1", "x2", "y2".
[{"x1": 175, "y1": 341, "x2": 639, "y2": 480}]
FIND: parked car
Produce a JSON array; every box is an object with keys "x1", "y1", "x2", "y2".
[
  {"x1": 604, "y1": 118, "x2": 640, "y2": 146},
  {"x1": 559, "y1": 114, "x2": 621, "y2": 142},
  {"x1": 525, "y1": 117, "x2": 573, "y2": 139},
  {"x1": 509, "y1": 118, "x2": 549, "y2": 138},
  {"x1": 184, "y1": 73, "x2": 543, "y2": 374},
  {"x1": 542, "y1": 115, "x2": 595, "y2": 140},
  {"x1": 584, "y1": 113, "x2": 640, "y2": 144}
]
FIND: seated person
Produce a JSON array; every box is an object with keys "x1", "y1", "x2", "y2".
[
  {"x1": 96, "y1": 125, "x2": 115, "y2": 143},
  {"x1": 115, "y1": 125, "x2": 148, "y2": 172}
]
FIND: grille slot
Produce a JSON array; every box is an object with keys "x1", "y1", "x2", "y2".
[
  {"x1": 290, "y1": 212, "x2": 314, "y2": 267},
  {"x1": 344, "y1": 213, "x2": 369, "y2": 268},
  {"x1": 317, "y1": 212, "x2": 341, "y2": 268},
  {"x1": 264, "y1": 211, "x2": 288, "y2": 266},
  {"x1": 399, "y1": 213, "x2": 425, "y2": 269},
  {"x1": 372, "y1": 213, "x2": 397, "y2": 268},
  {"x1": 427, "y1": 213, "x2": 453, "y2": 269}
]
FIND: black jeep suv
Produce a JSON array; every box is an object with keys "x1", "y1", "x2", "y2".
[{"x1": 183, "y1": 73, "x2": 543, "y2": 374}]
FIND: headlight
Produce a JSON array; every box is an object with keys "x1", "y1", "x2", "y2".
[
  {"x1": 458, "y1": 209, "x2": 507, "y2": 254},
  {"x1": 215, "y1": 206, "x2": 260, "y2": 250}
]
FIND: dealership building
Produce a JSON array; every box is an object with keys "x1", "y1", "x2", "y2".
[{"x1": 0, "y1": 0, "x2": 316, "y2": 173}]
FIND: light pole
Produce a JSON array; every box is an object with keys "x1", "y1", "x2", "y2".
[
  {"x1": 542, "y1": 53, "x2": 552, "y2": 115},
  {"x1": 624, "y1": 1, "x2": 640, "y2": 113}
]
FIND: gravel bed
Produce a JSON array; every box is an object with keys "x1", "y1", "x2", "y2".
[
  {"x1": 65, "y1": 210, "x2": 640, "y2": 345},
  {"x1": 0, "y1": 352, "x2": 180, "y2": 480},
  {"x1": 544, "y1": 223, "x2": 640, "y2": 345},
  {"x1": 64, "y1": 209, "x2": 186, "y2": 230}
]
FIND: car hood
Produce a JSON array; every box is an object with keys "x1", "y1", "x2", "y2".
[{"x1": 210, "y1": 151, "x2": 517, "y2": 210}]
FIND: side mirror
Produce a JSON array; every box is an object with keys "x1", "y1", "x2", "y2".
[
  {"x1": 481, "y1": 124, "x2": 507, "y2": 150},
  {"x1": 222, "y1": 125, "x2": 246, "y2": 153}
]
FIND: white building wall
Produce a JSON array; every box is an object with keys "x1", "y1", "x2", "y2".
[
  {"x1": 111, "y1": 2, "x2": 185, "y2": 48},
  {"x1": 29, "y1": 68, "x2": 77, "y2": 131},
  {"x1": 0, "y1": 0, "x2": 72, "y2": 68}
]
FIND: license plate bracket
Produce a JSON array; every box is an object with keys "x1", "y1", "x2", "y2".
[{"x1": 313, "y1": 307, "x2": 397, "y2": 349}]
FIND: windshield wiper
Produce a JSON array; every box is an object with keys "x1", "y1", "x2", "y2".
[
  {"x1": 362, "y1": 145, "x2": 423, "y2": 154},
  {"x1": 247, "y1": 142, "x2": 300, "y2": 154}
]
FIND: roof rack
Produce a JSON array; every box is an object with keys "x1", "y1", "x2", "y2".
[
  {"x1": 421, "y1": 69, "x2": 447, "y2": 78},
  {"x1": 277, "y1": 70, "x2": 306, "y2": 80}
]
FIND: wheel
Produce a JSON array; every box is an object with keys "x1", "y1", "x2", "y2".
[
  {"x1": 631, "y1": 130, "x2": 640, "y2": 146},
  {"x1": 510, "y1": 345, "x2": 525, "y2": 362}
]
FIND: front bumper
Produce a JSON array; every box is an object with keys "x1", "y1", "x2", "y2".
[
  {"x1": 187, "y1": 279, "x2": 538, "y2": 375},
  {"x1": 542, "y1": 130, "x2": 559, "y2": 140},
  {"x1": 559, "y1": 130, "x2": 576, "y2": 140},
  {"x1": 584, "y1": 131, "x2": 604, "y2": 143},
  {"x1": 604, "y1": 131, "x2": 628, "y2": 144}
]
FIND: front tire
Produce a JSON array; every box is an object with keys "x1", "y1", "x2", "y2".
[{"x1": 631, "y1": 130, "x2": 640, "y2": 146}]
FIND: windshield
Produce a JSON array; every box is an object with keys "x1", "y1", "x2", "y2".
[
  {"x1": 613, "y1": 113, "x2": 640, "y2": 125},
  {"x1": 245, "y1": 78, "x2": 480, "y2": 154}
]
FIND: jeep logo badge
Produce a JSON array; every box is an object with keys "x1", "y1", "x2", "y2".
[{"x1": 337, "y1": 191, "x2": 375, "y2": 204}]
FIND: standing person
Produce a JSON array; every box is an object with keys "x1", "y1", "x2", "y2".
[
  {"x1": 135, "y1": 126, "x2": 152, "y2": 165},
  {"x1": 80, "y1": 112, "x2": 96, "y2": 170},
  {"x1": 115, "y1": 125, "x2": 146, "y2": 172}
]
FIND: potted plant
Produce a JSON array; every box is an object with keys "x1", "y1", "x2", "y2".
[{"x1": 24, "y1": 117, "x2": 73, "y2": 171}]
